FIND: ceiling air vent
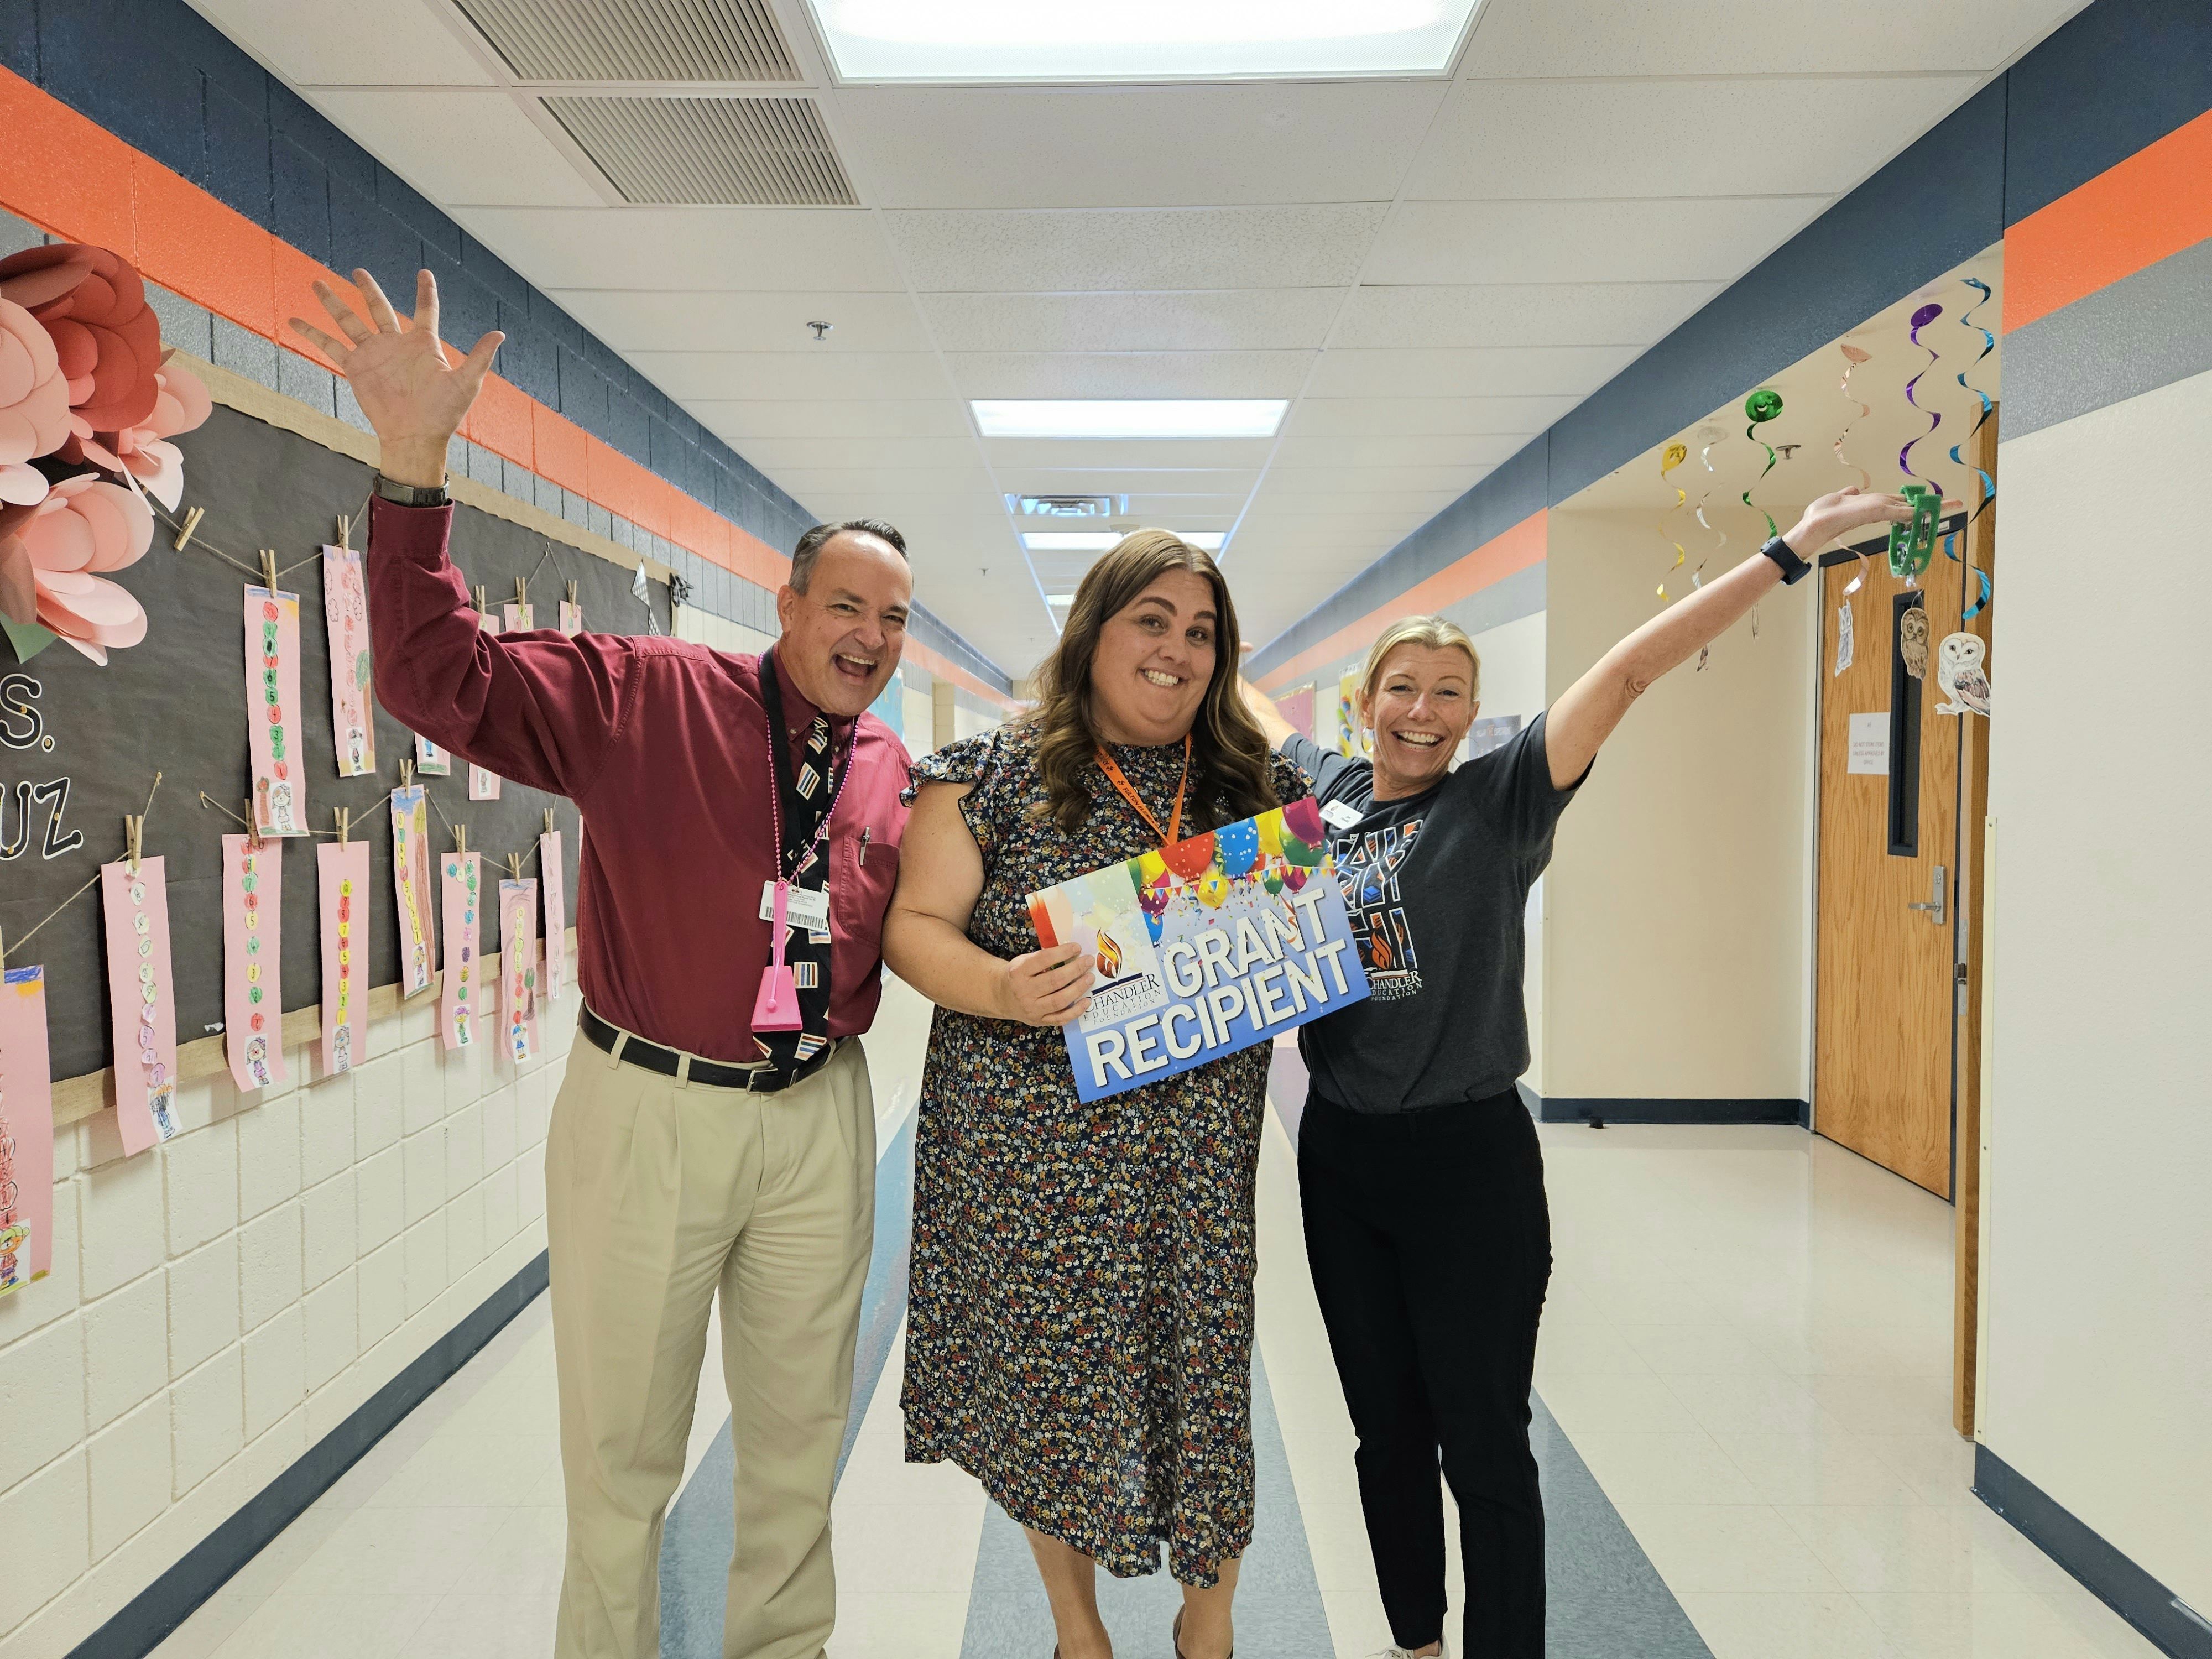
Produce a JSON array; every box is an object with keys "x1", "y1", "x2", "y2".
[
  {"x1": 455, "y1": 0, "x2": 800, "y2": 82},
  {"x1": 545, "y1": 96, "x2": 858, "y2": 206}
]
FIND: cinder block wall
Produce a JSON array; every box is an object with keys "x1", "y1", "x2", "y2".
[{"x1": 0, "y1": 993, "x2": 577, "y2": 1657}]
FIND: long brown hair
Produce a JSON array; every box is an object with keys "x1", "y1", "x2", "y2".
[{"x1": 1025, "y1": 529, "x2": 1279, "y2": 833}]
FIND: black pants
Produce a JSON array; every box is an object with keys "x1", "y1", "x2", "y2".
[{"x1": 1298, "y1": 1088, "x2": 1552, "y2": 1658}]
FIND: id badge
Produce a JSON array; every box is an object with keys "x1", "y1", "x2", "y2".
[
  {"x1": 1320, "y1": 800, "x2": 1364, "y2": 832},
  {"x1": 760, "y1": 880, "x2": 830, "y2": 933}
]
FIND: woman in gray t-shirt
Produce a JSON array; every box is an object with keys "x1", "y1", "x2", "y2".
[{"x1": 1240, "y1": 484, "x2": 1910, "y2": 1659}]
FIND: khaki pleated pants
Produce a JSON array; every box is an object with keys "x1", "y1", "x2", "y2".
[{"x1": 545, "y1": 1025, "x2": 875, "y2": 1659}]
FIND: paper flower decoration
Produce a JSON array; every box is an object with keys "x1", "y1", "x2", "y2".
[
  {"x1": 0, "y1": 296, "x2": 71, "y2": 505},
  {"x1": 0, "y1": 244, "x2": 164, "y2": 436},
  {"x1": 77, "y1": 358, "x2": 211, "y2": 510},
  {"x1": 0, "y1": 473, "x2": 154, "y2": 664}
]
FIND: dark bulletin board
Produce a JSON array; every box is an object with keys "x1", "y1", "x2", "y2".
[{"x1": 0, "y1": 403, "x2": 671, "y2": 1080}]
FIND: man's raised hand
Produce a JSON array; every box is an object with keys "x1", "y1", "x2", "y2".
[{"x1": 289, "y1": 269, "x2": 502, "y2": 488}]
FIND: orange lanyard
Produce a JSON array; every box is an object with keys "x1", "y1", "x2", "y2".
[{"x1": 1095, "y1": 735, "x2": 1191, "y2": 848}]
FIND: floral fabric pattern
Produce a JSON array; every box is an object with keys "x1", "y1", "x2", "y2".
[{"x1": 899, "y1": 725, "x2": 1309, "y2": 1585}]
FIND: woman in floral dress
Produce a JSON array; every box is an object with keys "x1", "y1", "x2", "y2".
[{"x1": 884, "y1": 530, "x2": 1308, "y2": 1659}]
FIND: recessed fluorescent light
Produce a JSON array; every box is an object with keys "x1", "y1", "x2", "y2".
[
  {"x1": 975, "y1": 400, "x2": 1287, "y2": 440},
  {"x1": 807, "y1": 0, "x2": 1480, "y2": 82},
  {"x1": 1046, "y1": 594, "x2": 1077, "y2": 606},
  {"x1": 1023, "y1": 532, "x2": 1121, "y2": 552},
  {"x1": 1182, "y1": 532, "x2": 1227, "y2": 552}
]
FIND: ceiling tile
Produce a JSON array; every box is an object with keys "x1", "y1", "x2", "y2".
[
  {"x1": 1365, "y1": 197, "x2": 1830, "y2": 285},
  {"x1": 1304, "y1": 345, "x2": 1637, "y2": 399},
  {"x1": 1404, "y1": 76, "x2": 1984, "y2": 201},
  {"x1": 549, "y1": 289, "x2": 930, "y2": 352},
  {"x1": 1259, "y1": 466, "x2": 1495, "y2": 496},
  {"x1": 690, "y1": 399, "x2": 972, "y2": 439},
  {"x1": 189, "y1": 0, "x2": 494, "y2": 84},
  {"x1": 623, "y1": 349, "x2": 952, "y2": 399},
  {"x1": 1282, "y1": 395, "x2": 1574, "y2": 436},
  {"x1": 1270, "y1": 433, "x2": 1532, "y2": 469},
  {"x1": 922, "y1": 290, "x2": 1343, "y2": 354},
  {"x1": 309, "y1": 90, "x2": 602, "y2": 206},
  {"x1": 452, "y1": 207, "x2": 906, "y2": 291},
  {"x1": 995, "y1": 468, "x2": 1262, "y2": 497},
  {"x1": 1333, "y1": 281, "x2": 1721, "y2": 350},
  {"x1": 830, "y1": 82, "x2": 1446, "y2": 209},
  {"x1": 1462, "y1": 0, "x2": 2067, "y2": 76},
  {"x1": 980, "y1": 439, "x2": 1275, "y2": 473},
  {"x1": 716, "y1": 435, "x2": 980, "y2": 471},
  {"x1": 1117, "y1": 494, "x2": 1253, "y2": 519},
  {"x1": 885, "y1": 206, "x2": 1390, "y2": 292},
  {"x1": 758, "y1": 465, "x2": 994, "y2": 496},
  {"x1": 949, "y1": 351, "x2": 1314, "y2": 399}
]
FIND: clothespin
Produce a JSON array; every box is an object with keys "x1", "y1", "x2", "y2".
[
  {"x1": 453, "y1": 824, "x2": 468, "y2": 857},
  {"x1": 543, "y1": 809, "x2": 556, "y2": 837},
  {"x1": 506, "y1": 852, "x2": 524, "y2": 881},
  {"x1": 334, "y1": 806, "x2": 350, "y2": 846},
  {"x1": 514, "y1": 576, "x2": 528, "y2": 608},
  {"x1": 259, "y1": 549, "x2": 280, "y2": 594},
  {"x1": 337, "y1": 512, "x2": 352, "y2": 552},
  {"x1": 566, "y1": 581, "x2": 578, "y2": 608},
  {"x1": 171, "y1": 506, "x2": 205, "y2": 552},
  {"x1": 473, "y1": 585, "x2": 488, "y2": 615},
  {"x1": 244, "y1": 797, "x2": 263, "y2": 851},
  {"x1": 400, "y1": 757, "x2": 415, "y2": 789},
  {"x1": 123, "y1": 814, "x2": 143, "y2": 874}
]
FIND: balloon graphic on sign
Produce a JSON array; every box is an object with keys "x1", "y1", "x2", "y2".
[
  {"x1": 1262, "y1": 862, "x2": 1285, "y2": 896},
  {"x1": 1215, "y1": 818, "x2": 1259, "y2": 878},
  {"x1": 1256, "y1": 814, "x2": 1285, "y2": 859},
  {"x1": 1161, "y1": 832, "x2": 1216, "y2": 881},
  {"x1": 1196, "y1": 872, "x2": 1230, "y2": 908}
]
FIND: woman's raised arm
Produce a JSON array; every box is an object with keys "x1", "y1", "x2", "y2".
[
  {"x1": 1543, "y1": 486, "x2": 1911, "y2": 788},
  {"x1": 880, "y1": 782, "x2": 1094, "y2": 1026}
]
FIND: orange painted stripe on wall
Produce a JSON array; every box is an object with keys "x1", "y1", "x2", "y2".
[
  {"x1": 2006, "y1": 109, "x2": 2212, "y2": 333},
  {"x1": 1257, "y1": 510, "x2": 1548, "y2": 695}
]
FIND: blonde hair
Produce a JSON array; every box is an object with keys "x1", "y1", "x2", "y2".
[
  {"x1": 1023, "y1": 529, "x2": 1279, "y2": 833},
  {"x1": 1359, "y1": 615, "x2": 1481, "y2": 705}
]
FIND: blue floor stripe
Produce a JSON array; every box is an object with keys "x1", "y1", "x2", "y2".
[
  {"x1": 956, "y1": 1350, "x2": 1331, "y2": 1658},
  {"x1": 656, "y1": 1110, "x2": 919, "y2": 1659}
]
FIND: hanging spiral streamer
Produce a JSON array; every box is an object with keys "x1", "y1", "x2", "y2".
[
  {"x1": 1943, "y1": 531, "x2": 1994, "y2": 620},
  {"x1": 1835, "y1": 342, "x2": 1875, "y2": 603},
  {"x1": 1691, "y1": 427, "x2": 1728, "y2": 671},
  {"x1": 1946, "y1": 278, "x2": 1997, "y2": 524},
  {"x1": 1740, "y1": 388, "x2": 1784, "y2": 540},
  {"x1": 1655, "y1": 441, "x2": 1689, "y2": 600},
  {"x1": 1899, "y1": 302, "x2": 1944, "y2": 489}
]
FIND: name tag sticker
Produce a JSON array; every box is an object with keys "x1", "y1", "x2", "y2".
[
  {"x1": 1320, "y1": 800, "x2": 1364, "y2": 832},
  {"x1": 761, "y1": 881, "x2": 832, "y2": 933}
]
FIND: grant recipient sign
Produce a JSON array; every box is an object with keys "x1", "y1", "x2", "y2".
[{"x1": 1028, "y1": 797, "x2": 1369, "y2": 1103}]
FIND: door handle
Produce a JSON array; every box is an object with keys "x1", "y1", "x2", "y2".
[{"x1": 1907, "y1": 863, "x2": 1947, "y2": 927}]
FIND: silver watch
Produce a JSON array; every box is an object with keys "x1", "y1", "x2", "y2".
[{"x1": 372, "y1": 473, "x2": 450, "y2": 509}]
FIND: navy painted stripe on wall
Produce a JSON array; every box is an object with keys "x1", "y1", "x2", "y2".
[
  {"x1": 0, "y1": 0, "x2": 1008, "y2": 691},
  {"x1": 1253, "y1": 0, "x2": 2212, "y2": 675}
]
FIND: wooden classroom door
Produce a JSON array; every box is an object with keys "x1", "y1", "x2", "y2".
[{"x1": 1814, "y1": 531, "x2": 1970, "y2": 1197}]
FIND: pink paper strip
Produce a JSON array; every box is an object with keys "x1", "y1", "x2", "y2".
[
  {"x1": 469, "y1": 613, "x2": 503, "y2": 800},
  {"x1": 413, "y1": 732, "x2": 451, "y2": 775},
  {"x1": 322, "y1": 545, "x2": 375, "y2": 777},
  {"x1": 539, "y1": 830, "x2": 566, "y2": 1003},
  {"x1": 318, "y1": 840, "x2": 370, "y2": 1074},
  {"x1": 499, "y1": 879, "x2": 538, "y2": 1063},
  {"x1": 502, "y1": 602, "x2": 534, "y2": 633},
  {"x1": 0, "y1": 964, "x2": 56, "y2": 1289},
  {"x1": 390, "y1": 785, "x2": 435, "y2": 997},
  {"x1": 102, "y1": 856, "x2": 179, "y2": 1153},
  {"x1": 221, "y1": 833, "x2": 288, "y2": 1093},
  {"x1": 440, "y1": 852, "x2": 482, "y2": 1050},
  {"x1": 245, "y1": 587, "x2": 307, "y2": 836},
  {"x1": 557, "y1": 600, "x2": 582, "y2": 636}
]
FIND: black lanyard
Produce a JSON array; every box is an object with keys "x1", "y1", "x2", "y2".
[{"x1": 757, "y1": 649, "x2": 854, "y2": 882}]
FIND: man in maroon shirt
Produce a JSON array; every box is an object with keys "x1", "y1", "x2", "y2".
[{"x1": 294, "y1": 271, "x2": 913, "y2": 1659}]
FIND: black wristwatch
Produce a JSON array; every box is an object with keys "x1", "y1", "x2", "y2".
[
  {"x1": 1759, "y1": 533, "x2": 1812, "y2": 585},
  {"x1": 372, "y1": 473, "x2": 450, "y2": 509}
]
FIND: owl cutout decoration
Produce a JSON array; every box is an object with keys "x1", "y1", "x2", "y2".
[
  {"x1": 1935, "y1": 632, "x2": 1992, "y2": 717},
  {"x1": 1897, "y1": 603, "x2": 1931, "y2": 681}
]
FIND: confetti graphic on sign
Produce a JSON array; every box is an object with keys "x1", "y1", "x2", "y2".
[{"x1": 222, "y1": 833, "x2": 288, "y2": 1092}]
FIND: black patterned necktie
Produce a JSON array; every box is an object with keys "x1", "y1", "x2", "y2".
[{"x1": 757, "y1": 657, "x2": 849, "y2": 1070}]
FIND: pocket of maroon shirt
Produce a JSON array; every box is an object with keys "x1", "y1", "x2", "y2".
[{"x1": 834, "y1": 830, "x2": 901, "y2": 968}]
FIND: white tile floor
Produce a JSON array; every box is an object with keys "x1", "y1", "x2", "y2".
[{"x1": 150, "y1": 999, "x2": 2162, "y2": 1659}]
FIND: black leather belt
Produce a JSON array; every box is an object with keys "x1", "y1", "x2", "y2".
[{"x1": 580, "y1": 1006, "x2": 836, "y2": 1094}]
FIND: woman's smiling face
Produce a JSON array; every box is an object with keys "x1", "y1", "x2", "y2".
[
  {"x1": 1088, "y1": 570, "x2": 1217, "y2": 747},
  {"x1": 1363, "y1": 643, "x2": 1478, "y2": 799}
]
